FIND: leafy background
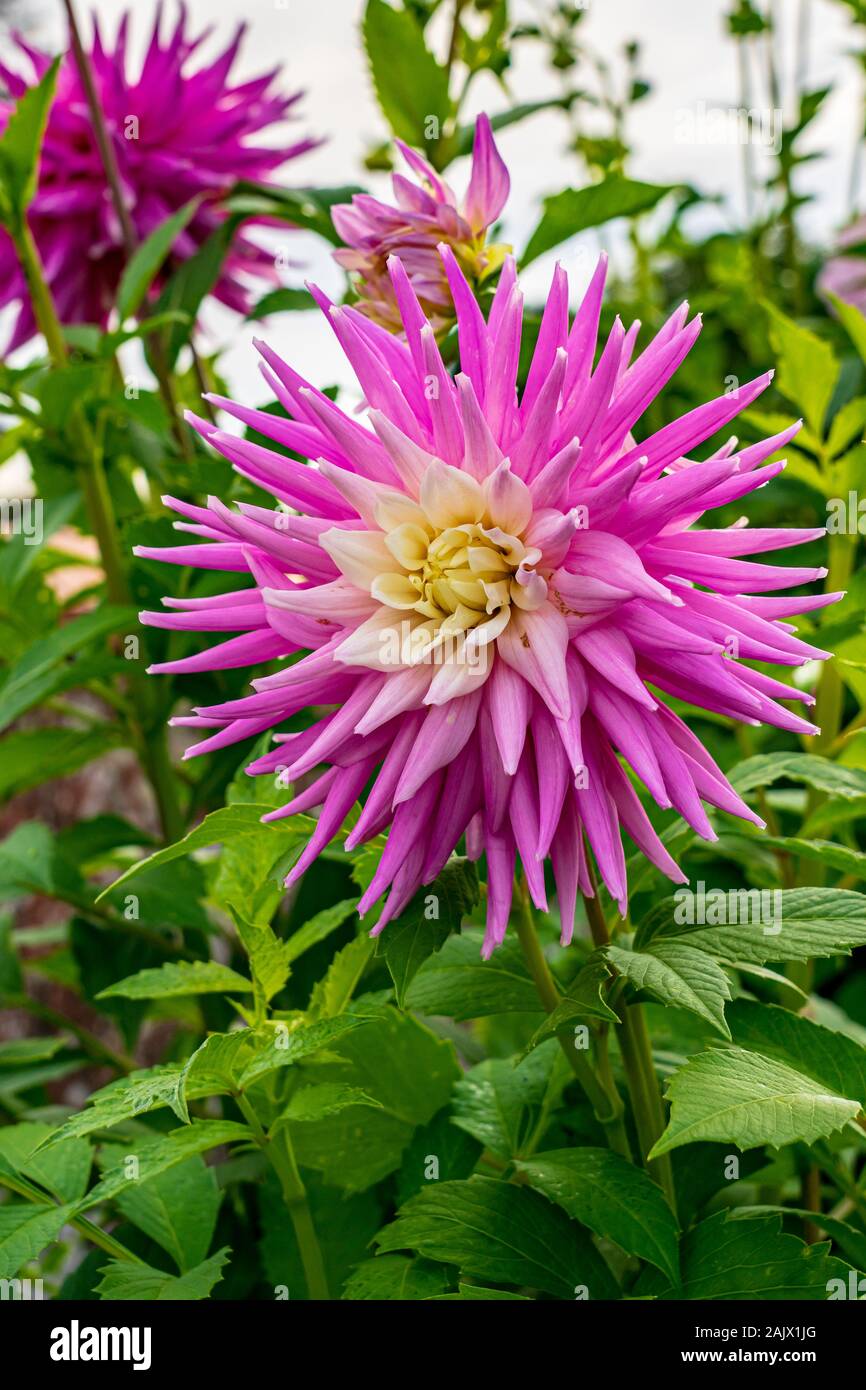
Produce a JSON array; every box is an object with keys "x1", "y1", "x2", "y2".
[{"x1": 0, "y1": 0, "x2": 865, "y2": 1302}]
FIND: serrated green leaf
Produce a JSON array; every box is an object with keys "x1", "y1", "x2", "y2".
[
  {"x1": 0, "y1": 607, "x2": 136, "y2": 731},
  {"x1": 731, "y1": 752, "x2": 866, "y2": 799},
  {"x1": 97, "y1": 960, "x2": 253, "y2": 1001},
  {"x1": 451, "y1": 1043, "x2": 563, "y2": 1160},
  {"x1": 639, "y1": 1210, "x2": 854, "y2": 1300},
  {"x1": 516, "y1": 1147, "x2": 679, "y2": 1285},
  {"x1": 638, "y1": 887, "x2": 866, "y2": 964},
  {"x1": 404, "y1": 928, "x2": 539, "y2": 1019},
  {"x1": 728, "y1": 999, "x2": 866, "y2": 1107},
  {"x1": 651, "y1": 1047, "x2": 861, "y2": 1156},
  {"x1": 343, "y1": 1253, "x2": 449, "y2": 1300},
  {"x1": 308, "y1": 935, "x2": 374, "y2": 1020},
  {"x1": 104, "y1": 1151, "x2": 221, "y2": 1274},
  {"x1": 0, "y1": 1202, "x2": 75, "y2": 1279},
  {"x1": 0, "y1": 1122, "x2": 91, "y2": 1203},
  {"x1": 96, "y1": 1247, "x2": 230, "y2": 1300},
  {"x1": 276, "y1": 1083, "x2": 382, "y2": 1124},
  {"x1": 237, "y1": 1014, "x2": 371, "y2": 1089},
  {"x1": 606, "y1": 941, "x2": 732, "y2": 1037},
  {"x1": 375, "y1": 1176, "x2": 619, "y2": 1299},
  {"x1": 78, "y1": 1122, "x2": 251, "y2": 1211}
]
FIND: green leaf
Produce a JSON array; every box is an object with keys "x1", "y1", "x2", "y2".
[
  {"x1": 291, "y1": 1007, "x2": 460, "y2": 1192},
  {"x1": 246, "y1": 287, "x2": 315, "y2": 318},
  {"x1": 284, "y1": 899, "x2": 359, "y2": 965},
  {"x1": 0, "y1": 606, "x2": 136, "y2": 731},
  {"x1": 375, "y1": 1176, "x2": 619, "y2": 1299},
  {"x1": 0, "y1": 1202, "x2": 75, "y2": 1279},
  {"x1": 727, "y1": 999, "x2": 866, "y2": 1107},
  {"x1": 97, "y1": 960, "x2": 253, "y2": 1001},
  {"x1": 308, "y1": 935, "x2": 374, "y2": 1019},
  {"x1": 639, "y1": 1210, "x2": 854, "y2": 1300},
  {"x1": 638, "y1": 887, "x2": 866, "y2": 965},
  {"x1": 516, "y1": 1147, "x2": 680, "y2": 1285},
  {"x1": 152, "y1": 217, "x2": 238, "y2": 367},
  {"x1": 0, "y1": 1036, "x2": 66, "y2": 1067},
  {"x1": 343, "y1": 1253, "x2": 449, "y2": 1300},
  {"x1": 0, "y1": 726, "x2": 124, "y2": 800},
  {"x1": 0, "y1": 1122, "x2": 91, "y2": 1203},
  {"x1": 78, "y1": 1122, "x2": 251, "y2": 1211},
  {"x1": 522, "y1": 177, "x2": 673, "y2": 267},
  {"x1": 735, "y1": 1205, "x2": 866, "y2": 1274},
  {"x1": 524, "y1": 955, "x2": 619, "y2": 1054},
  {"x1": 0, "y1": 821, "x2": 83, "y2": 906},
  {"x1": 224, "y1": 183, "x2": 362, "y2": 246},
  {"x1": 379, "y1": 857, "x2": 478, "y2": 1006},
  {"x1": 0, "y1": 58, "x2": 59, "y2": 227},
  {"x1": 362, "y1": 0, "x2": 450, "y2": 147},
  {"x1": 97, "y1": 804, "x2": 312, "y2": 902},
  {"x1": 432, "y1": 1283, "x2": 531, "y2": 1300},
  {"x1": 404, "y1": 928, "x2": 540, "y2": 1019},
  {"x1": 764, "y1": 303, "x2": 838, "y2": 435},
  {"x1": 173, "y1": 1031, "x2": 255, "y2": 1122},
  {"x1": 276, "y1": 1083, "x2": 382, "y2": 1123},
  {"x1": 233, "y1": 917, "x2": 291, "y2": 1005},
  {"x1": 117, "y1": 198, "x2": 201, "y2": 320},
  {"x1": 606, "y1": 941, "x2": 732, "y2": 1037},
  {"x1": 451, "y1": 1043, "x2": 564, "y2": 1160},
  {"x1": 730, "y1": 752, "x2": 866, "y2": 799},
  {"x1": 95, "y1": 1247, "x2": 230, "y2": 1301},
  {"x1": 828, "y1": 292, "x2": 866, "y2": 368},
  {"x1": 722, "y1": 831, "x2": 866, "y2": 882},
  {"x1": 37, "y1": 1065, "x2": 200, "y2": 1147},
  {"x1": 105, "y1": 1153, "x2": 221, "y2": 1273},
  {"x1": 236, "y1": 1014, "x2": 371, "y2": 1089},
  {"x1": 651, "y1": 1046, "x2": 861, "y2": 1156}
]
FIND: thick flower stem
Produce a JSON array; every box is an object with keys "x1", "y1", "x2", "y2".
[
  {"x1": 582, "y1": 883, "x2": 676, "y2": 1212},
  {"x1": 513, "y1": 877, "x2": 632, "y2": 1160},
  {"x1": 237, "y1": 1095, "x2": 330, "y2": 1301}
]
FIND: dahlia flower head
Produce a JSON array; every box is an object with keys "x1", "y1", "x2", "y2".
[
  {"x1": 137, "y1": 249, "x2": 833, "y2": 957},
  {"x1": 818, "y1": 214, "x2": 866, "y2": 316},
  {"x1": 331, "y1": 114, "x2": 510, "y2": 335},
  {"x1": 0, "y1": 6, "x2": 316, "y2": 348}
]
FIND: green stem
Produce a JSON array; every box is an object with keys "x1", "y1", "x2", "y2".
[
  {"x1": 513, "y1": 877, "x2": 632, "y2": 1159},
  {"x1": 0, "y1": 1172, "x2": 143, "y2": 1264},
  {"x1": 236, "y1": 1095, "x2": 330, "y2": 1300},
  {"x1": 582, "y1": 878, "x2": 676, "y2": 1212}
]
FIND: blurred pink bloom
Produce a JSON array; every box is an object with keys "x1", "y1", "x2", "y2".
[
  {"x1": 0, "y1": 5, "x2": 318, "y2": 347},
  {"x1": 818, "y1": 215, "x2": 866, "y2": 315},
  {"x1": 331, "y1": 114, "x2": 510, "y2": 334},
  {"x1": 138, "y1": 252, "x2": 832, "y2": 955}
]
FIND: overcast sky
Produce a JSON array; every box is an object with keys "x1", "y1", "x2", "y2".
[{"x1": 4, "y1": 0, "x2": 863, "y2": 402}]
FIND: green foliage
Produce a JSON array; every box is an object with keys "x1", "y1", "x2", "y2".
[{"x1": 1, "y1": 0, "x2": 865, "y2": 1308}]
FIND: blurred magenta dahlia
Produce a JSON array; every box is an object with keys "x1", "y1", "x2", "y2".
[
  {"x1": 0, "y1": 5, "x2": 317, "y2": 348},
  {"x1": 817, "y1": 214, "x2": 866, "y2": 315},
  {"x1": 331, "y1": 114, "x2": 510, "y2": 335},
  {"x1": 137, "y1": 251, "x2": 834, "y2": 956}
]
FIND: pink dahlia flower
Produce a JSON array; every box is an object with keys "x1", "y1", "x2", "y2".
[
  {"x1": 331, "y1": 114, "x2": 510, "y2": 335},
  {"x1": 817, "y1": 214, "x2": 866, "y2": 315},
  {"x1": 0, "y1": 6, "x2": 317, "y2": 348},
  {"x1": 137, "y1": 252, "x2": 833, "y2": 956}
]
